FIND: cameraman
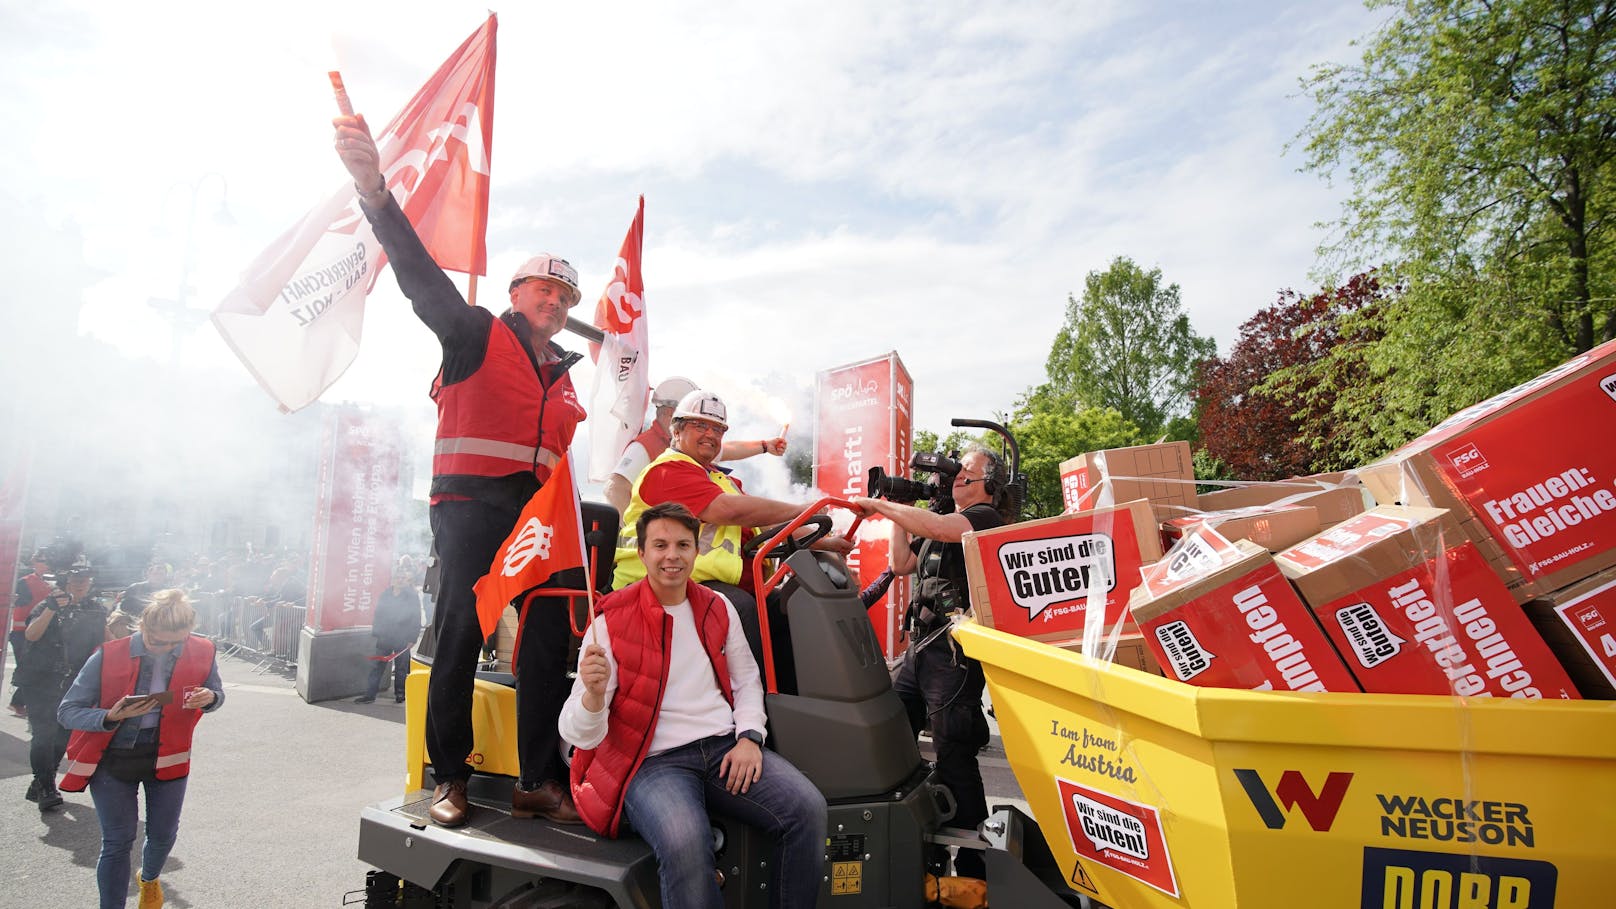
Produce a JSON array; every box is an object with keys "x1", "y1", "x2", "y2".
[
  {"x1": 20, "y1": 560, "x2": 108, "y2": 811},
  {"x1": 853, "y1": 446, "x2": 1011, "y2": 880}
]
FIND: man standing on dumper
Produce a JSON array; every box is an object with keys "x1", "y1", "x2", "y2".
[
  {"x1": 853, "y1": 446, "x2": 1011, "y2": 880},
  {"x1": 333, "y1": 112, "x2": 586, "y2": 828}
]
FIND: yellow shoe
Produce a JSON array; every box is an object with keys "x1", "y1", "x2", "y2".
[{"x1": 138, "y1": 874, "x2": 164, "y2": 909}]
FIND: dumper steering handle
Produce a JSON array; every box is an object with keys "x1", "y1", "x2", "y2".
[
  {"x1": 742, "y1": 515, "x2": 833, "y2": 560},
  {"x1": 750, "y1": 497, "x2": 864, "y2": 694}
]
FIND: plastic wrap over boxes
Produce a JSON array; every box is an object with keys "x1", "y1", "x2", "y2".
[
  {"x1": 1130, "y1": 533, "x2": 1360, "y2": 693},
  {"x1": 1275, "y1": 506, "x2": 1580, "y2": 699},
  {"x1": 1059, "y1": 441, "x2": 1197, "y2": 514},
  {"x1": 1357, "y1": 336, "x2": 1616, "y2": 599},
  {"x1": 963, "y1": 500, "x2": 1162, "y2": 643}
]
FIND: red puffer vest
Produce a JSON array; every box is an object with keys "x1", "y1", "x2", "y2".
[
  {"x1": 59, "y1": 634, "x2": 216, "y2": 791},
  {"x1": 570, "y1": 581, "x2": 733, "y2": 837},
  {"x1": 431, "y1": 319, "x2": 585, "y2": 486}
]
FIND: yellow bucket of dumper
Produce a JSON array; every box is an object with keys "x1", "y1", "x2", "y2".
[
  {"x1": 954, "y1": 620, "x2": 1616, "y2": 909},
  {"x1": 402, "y1": 665, "x2": 522, "y2": 791}
]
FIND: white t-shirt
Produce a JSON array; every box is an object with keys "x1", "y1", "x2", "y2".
[
  {"x1": 610, "y1": 441, "x2": 653, "y2": 485},
  {"x1": 558, "y1": 592, "x2": 766, "y2": 755}
]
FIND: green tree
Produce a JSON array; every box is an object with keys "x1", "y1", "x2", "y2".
[
  {"x1": 1046, "y1": 257, "x2": 1217, "y2": 440},
  {"x1": 1297, "y1": 0, "x2": 1616, "y2": 456},
  {"x1": 1006, "y1": 385, "x2": 1146, "y2": 518}
]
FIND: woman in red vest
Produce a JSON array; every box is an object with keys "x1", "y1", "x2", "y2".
[{"x1": 57, "y1": 589, "x2": 224, "y2": 909}]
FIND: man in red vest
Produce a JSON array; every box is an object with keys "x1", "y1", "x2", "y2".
[
  {"x1": 561, "y1": 502, "x2": 826, "y2": 909},
  {"x1": 334, "y1": 113, "x2": 586, "y2": 828},
  {"x1": 8, "y1": 550, "x2": 51, "y2": 718}
]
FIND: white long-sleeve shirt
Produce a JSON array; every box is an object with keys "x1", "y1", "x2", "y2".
[{"x1": 558, "y1": 593, "x2": 767, "y2": 755}]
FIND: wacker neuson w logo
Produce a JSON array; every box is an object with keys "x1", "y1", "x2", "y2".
[{"x1": 1236, "y1": 769, "x2": 1354, "y2": 832}]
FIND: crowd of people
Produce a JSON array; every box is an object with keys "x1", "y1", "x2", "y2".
[
  {"x1": 7, "y1": 106, "x2": 1009, "y2": 909},
  {"x1": 327, "y1": 107, "x2": 1011, "y2": 908}
]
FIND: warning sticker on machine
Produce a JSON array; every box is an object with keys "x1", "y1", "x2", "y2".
[
  {"x1": 830, "y1": 861, "x2": 863, "y2": 895},
  {"x1": 1056, "y1": 777, "x2": 1179, "y2": 897}
]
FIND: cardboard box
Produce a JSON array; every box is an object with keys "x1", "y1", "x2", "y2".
[
  {"x1": 1275, "y1": 508, "x2": 1581, "y2": 699},
  {"x1": 1059, "y1": 442, "x2": 1197, "y2": 514},
  {"x1": 1161, "y1": 504, "x2": 1322, "y2": 553},
  {"x1": 1523, "y1": 566, "x2": 1616, "y2": 699},
  {"x1": 1198, "y1": 484, "x2": 1368, "y2": 528},
  {"x1": 1130, "y1": 538, "x2": 1359, "y2": 692},
  {"x1": 1055, "y1": 632, "x2": 1163, "y2": 677},
  {"x1": 963, "y1": 500, "x2": 1163, "y2": 643},
  {"x1": 1357, "y1": 338, "x2": 1616, "y2": 598}
]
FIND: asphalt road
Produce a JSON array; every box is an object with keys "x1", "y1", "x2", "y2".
[{"x1": 0, "y1": 649, "x2": 1025, "y2": 907}]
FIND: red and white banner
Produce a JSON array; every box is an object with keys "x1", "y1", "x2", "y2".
[
  {"x1": 814, "y1": 353, "x2": 913, "y2": 660},
  {"x1": 473, "y1": 452, "x2": 587, "y2": 638},
  {"x1": 306, "y1": 406, "x2": 406, "y2": 633},
  {"x1": 212, "y1": 15, "x2": 498, "y2": 413},
  {"x1": 586, "y1": 196, "x2": 649, "y2": 482}
]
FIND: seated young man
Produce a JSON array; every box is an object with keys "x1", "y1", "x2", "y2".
[{"x1": 561, "y1": 502, "x2": 827, "y2": 909}]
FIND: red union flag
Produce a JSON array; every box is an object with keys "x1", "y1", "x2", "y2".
[
  {"x1": 586, "y1": 196, "x2": 649, "y2": 482},
  {"x1": 473, "y1": 453, "x2": 587, "y2": 639},
  {"x1": 212, "y1": 15, "x2": 498, "y2": 413}
]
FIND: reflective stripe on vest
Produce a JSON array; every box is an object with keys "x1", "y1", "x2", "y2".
[
  {"x1": 613, "y1": 449, "x2": 744, "y2": 588},
  {"x1": 432, "y1": 437, "x2": 561, "y2": 469}
]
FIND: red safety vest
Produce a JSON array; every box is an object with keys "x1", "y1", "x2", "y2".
[
  {"x1": 430, "y1": 319, "x2": 584, "y2": 486},
  {"x1": 632, "y1": 421, "x2": 672, "y2": 462},
  {"x1": 570, "y1": 581, "x2": 733, "y2": 837},
  {"x1": 12, "y1": 573, "x2": 48, "y2": 632},
  {"x1": 59, "y1": 634, "x2": 216, "y2": 791}
]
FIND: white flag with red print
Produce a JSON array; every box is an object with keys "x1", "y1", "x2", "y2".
[
  {"x1": 473, "y1": 452, "x2": 587, "y2": 639},
  {"x1": 212, "y1": 15, "x2": 498, "y2": 413},
  {"x1": 586, "y1": 196, "x2": 650, "y2": 482}
]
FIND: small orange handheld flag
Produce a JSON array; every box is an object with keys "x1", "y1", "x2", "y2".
[{"x1": 472, "y1": 454, "x2": 587, "y2": 639}]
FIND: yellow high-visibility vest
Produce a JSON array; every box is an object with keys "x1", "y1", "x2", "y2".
[{"x1": 614, "y1": 449, "x2": 747, "y2": 588}]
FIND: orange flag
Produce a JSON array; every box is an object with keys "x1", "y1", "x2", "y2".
[{"x1": 472, "y1": 453, "x2": 587, "y2": 639}]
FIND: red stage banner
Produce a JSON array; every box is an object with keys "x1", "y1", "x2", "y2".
[
  {"x1": 307, "y1": 406, "x2": 406, "y2": 633},
  {"x1": 814, "y1": 353, "x2": 913, "y2": 660}
]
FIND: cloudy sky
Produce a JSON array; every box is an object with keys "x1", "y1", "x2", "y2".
[{"x1": 0, "y1": 0, "x2": 1386, "y2": 486}]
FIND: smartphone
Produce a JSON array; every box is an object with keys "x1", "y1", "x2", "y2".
[{"x1": 114, "y1": 690, "x2": 175, "y2": 710}]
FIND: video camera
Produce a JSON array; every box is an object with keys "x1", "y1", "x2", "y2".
[
  {"x1": 866, "y1": 418, "x2": 1028, "y2": 518},
  {"x1": 868, "y1": 450, "x2": 961, "y2": 509}
]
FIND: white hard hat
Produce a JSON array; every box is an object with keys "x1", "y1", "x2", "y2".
[
  {"x1": 509, "y1": 253, "x2": 581, "y2": 306},
  {"x1": 652, "y1": 376, "x2": 698, "y2": 409},
  {"x1": 672, "y1": 390, "x2": 728, "y2": 430}
]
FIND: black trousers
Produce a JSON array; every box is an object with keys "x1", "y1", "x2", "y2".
[
  {"x1": 25, "y1": 685, "x2": 68, "y2": 785},
  {"x1": 426, "y1": 500, "x2": 576, "y2": 787},
  {"x1": 893, "y1": 631, "x2": 989, "y2": 878}
]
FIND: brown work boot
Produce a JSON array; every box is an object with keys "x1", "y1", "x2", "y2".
[
  {"x1": 510, "y1": 780, "x2": 582, "y2": 825},
  {"x1": 427, "y1": 780, "x2": 469, "y2": 827}
]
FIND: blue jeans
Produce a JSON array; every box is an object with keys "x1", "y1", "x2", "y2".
[
  {"x1": 88, "y1": 770, "x2": 188, "y2": 909},
  {"x1": 623, "y1": 734, "x2": 826, "y2": 909}
]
